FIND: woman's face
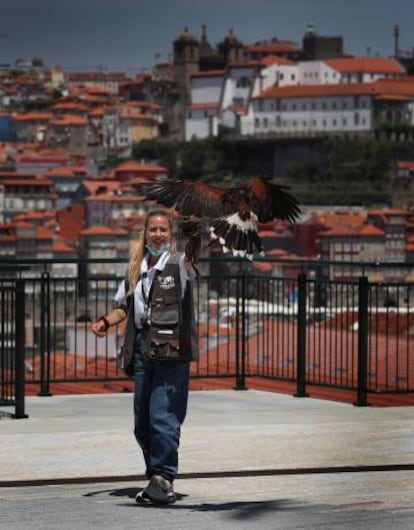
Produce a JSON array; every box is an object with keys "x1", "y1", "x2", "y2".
[{"x1": 145, "y1": 215, "x2": 172, "y2": 251}]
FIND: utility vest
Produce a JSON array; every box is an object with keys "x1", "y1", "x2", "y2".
[{"x1": 144, "y1": 253, "x2": 198, "y2": 362}]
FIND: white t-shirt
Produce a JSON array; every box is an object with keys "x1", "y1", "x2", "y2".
[{"x1": 114, "y1": 252, "x2": 193, "y2": 329}]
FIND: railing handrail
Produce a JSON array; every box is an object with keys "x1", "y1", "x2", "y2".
[{"x1": 0, "y1": 255, "x2": 413, "y2": 269}]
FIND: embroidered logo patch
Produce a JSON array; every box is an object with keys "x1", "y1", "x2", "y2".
[{"x1": 158, "y1": 275, "x2": 175, "y2": 289}]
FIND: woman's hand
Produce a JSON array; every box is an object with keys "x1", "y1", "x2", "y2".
[{"x1": 91, "y1": 317, "x2": 109, "y2": 337}]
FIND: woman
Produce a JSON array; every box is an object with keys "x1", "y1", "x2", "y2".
[{"x1": 91, "y1": 209, "x2": 200, "y2": 505}]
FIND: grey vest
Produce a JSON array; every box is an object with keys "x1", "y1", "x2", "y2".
[
  {"x1": 146, "y1": 253, "x2": 199, "y2": 362},
  {"x1": 123, "y1": 254, "x2": 199, "y2": 375}
]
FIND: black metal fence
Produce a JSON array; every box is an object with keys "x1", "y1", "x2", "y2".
[
  {"x1": 0, "y1": 277, "x2": 27, "y2": 419},
  {"x1": 1, "y1": 257, "x2": 414, "y2": 409}
]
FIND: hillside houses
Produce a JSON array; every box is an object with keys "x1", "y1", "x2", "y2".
[{"x1": 1, "y1": 26, "x2": 414, "y2": 281}]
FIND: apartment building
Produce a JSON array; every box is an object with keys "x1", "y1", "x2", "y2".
[{"x1": 185, "y1": 57, "x2": 408, "y2": 140}]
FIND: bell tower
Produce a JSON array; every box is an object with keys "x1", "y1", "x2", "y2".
[{"x1": 173, "y1": 27, "x2": 200, "y2": 100}]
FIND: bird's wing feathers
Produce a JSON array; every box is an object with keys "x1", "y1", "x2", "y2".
[
  {"x1": 140, "y1": 177, "x2": 300, "y2": 224},
  {"x1": 247, "y1": 177, "x2": 301, "y2": 224},
  {"x1": 140, "y1": 179, "x2": 236, "y2": 217}
]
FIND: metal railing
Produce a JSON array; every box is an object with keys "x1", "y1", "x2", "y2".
[
  {"x1": 1, "y1": 256, "x2": 414, "y2": 408},
  {"x1": 0, "y1": 277, "x2": 27, "y2": 418}
]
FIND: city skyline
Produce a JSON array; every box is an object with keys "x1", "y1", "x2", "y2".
[{"x1": 1, "y1": 0, "x2": 414, "y2": 72}]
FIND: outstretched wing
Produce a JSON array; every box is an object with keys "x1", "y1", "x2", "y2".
[
  {"x1": 247, "y1": 177, "x2": 301, "y2": 224},
  {"x1": 140, "y1": 178, "x2": 237, "y2": 218}
]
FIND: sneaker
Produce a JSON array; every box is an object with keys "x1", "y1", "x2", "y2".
[{"x1": 138, "y1": 474, "x2": 176, "y2": 505}]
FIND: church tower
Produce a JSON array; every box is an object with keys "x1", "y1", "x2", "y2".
[{"x1": 173, "y1": 27, "x2": 200, "y2": 100}]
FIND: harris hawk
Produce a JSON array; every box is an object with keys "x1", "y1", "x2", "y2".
[{"x1": 140, "y1": 177, "x2": 301, "y2": 260}]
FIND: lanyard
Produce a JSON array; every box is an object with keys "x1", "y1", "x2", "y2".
[{"x1": 140, "y1": 270, "x2": 160, "y2": 316}]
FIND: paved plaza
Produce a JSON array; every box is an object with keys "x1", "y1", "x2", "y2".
[{"x1": 1, "y1": 390, "x2": 414, "y2": 529}]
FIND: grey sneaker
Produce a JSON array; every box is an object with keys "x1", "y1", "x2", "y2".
[{"x1": 136, "y1": 474, "x2": 176, "y2": 505}]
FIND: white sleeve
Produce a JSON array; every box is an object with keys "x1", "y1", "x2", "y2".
[{"x1": 114, "y1": 280, "x2": 127, "y2": 306}]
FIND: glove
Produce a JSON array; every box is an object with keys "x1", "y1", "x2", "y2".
[{"x1": 181, "y1": 217, "x2": 201, "y2": 238}]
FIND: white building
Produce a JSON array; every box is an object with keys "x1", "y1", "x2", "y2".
[{"x1": 185, "y1": 56, "x2": 408, "y2": 140}]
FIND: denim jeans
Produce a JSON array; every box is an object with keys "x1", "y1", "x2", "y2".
[{"x1": 133, "y1": 330, "x2": 190, "y2": 482}]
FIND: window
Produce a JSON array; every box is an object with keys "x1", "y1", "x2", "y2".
[{"x1": 236, "y1": 77, "x2": 251, "y2": 88}]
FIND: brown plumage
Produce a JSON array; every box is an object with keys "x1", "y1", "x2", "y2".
[{"x1": 140, "y1": 177, "x2": 301, "y2": 259}]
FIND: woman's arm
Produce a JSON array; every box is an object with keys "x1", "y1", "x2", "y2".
[{"x1": 91, "y1": 307, "x2": 128, "y2": 338}]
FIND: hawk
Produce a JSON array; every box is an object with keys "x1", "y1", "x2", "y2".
[{"x1": 140, "y1": 177, "x2": 301, "y2": 260}]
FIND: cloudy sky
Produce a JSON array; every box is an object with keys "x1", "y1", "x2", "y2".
[{"x1": 1, "y1": 0, "x2": 413, "y2": 71}]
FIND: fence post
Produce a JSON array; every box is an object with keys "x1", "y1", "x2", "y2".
[
  {"x1": 355, "y1": 276, "x2": 369, "y2": 406},
  {"x1": 38, "y1": 272, "x2": 52, "y2": 397},
  {"x1": 14, "y1": 279, "x2": 28, "y2": 419},
  {"x1": 234, "y1": 270, "x2": 247, "y2": 390},
  {"x1": 294, "y1": 273, "x2": 309, "y2": 398}
]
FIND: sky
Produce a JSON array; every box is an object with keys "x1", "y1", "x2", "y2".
[{"x1": 1, "y1": 0, "x2": 414, "y2": 73}]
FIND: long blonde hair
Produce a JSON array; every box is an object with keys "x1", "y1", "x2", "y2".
[{"x1": 127, "y1": 209, "x2": 176, "y2": 295}]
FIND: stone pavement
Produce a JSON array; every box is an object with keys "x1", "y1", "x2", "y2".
[{"x1": 1, "y1": 390, "x2": 414, "y2": 529}]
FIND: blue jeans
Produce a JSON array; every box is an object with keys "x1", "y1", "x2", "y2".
[{"x1": 133, "y1": 331, "x2": 190, "y2": 482}]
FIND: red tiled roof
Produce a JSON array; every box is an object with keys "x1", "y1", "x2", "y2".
[
  {"x1": 36, "y1": 227, "x2": 55, "y2": 240},
  {"x1": 252, "y1": 261, "x2": 273, "y2": 273},
  {"x1": 80, "y1": 225, "x2": 128, "y2": 236},
  {"x1": 260, "y1": 55, "x2": 295, "y2": 66},
  {"x1": 396, "y1": 161, "x2": 414, "y2": 171},
  {"x1": 114, "y1": 161, "x2": 167, "y2": 173},
  {"x1": 49, "y1": 115, "x2": 87, "y2": 126},
  {"x1": 44, "y1": 166, "x2": 89, "y2": 177},
  {"x1": 4, "y1": 178, "x2": 52, "y2": 186},
  {"x1": 318, "y1": 225, "x2": 360, "y2": 237},
  {"x1": 265, "y1": 248, "x2": 288, "y2": 257},
  {"x1": 187, "y1": 103, "x2": 218, "y2": 110},
  {"x1": 14, "y1": 112, "x2": 52, "y2": 121},
  {"x1": 52, "y1": 241, "x2": 77, "y2": 253},
  {"x1": 375, "y1": 93, "x2": 410, "y2": 101},
  {"x1": 254, "y1": 79, "x2": 414, "y2": 100},
  {"x1": 192, "y1": 69, "x2": 226, "y2": 78},
  {"x1": 82, "y1": 180, "x2": 122, "y2": 195},
  {"x1": 324, "y1": 57, "x2": 405, "y2": 74},
  {"x1": 85, "y1": 194, "x2": 143, "y2": 203},
  {"x1": 52, "y1": 102, "x2": 89, "y2": 111},
  {"x1": 357, "y1": 224, "x2": 385, "y2": 236},
  {"x1": 57, "y1": 203, "x2": 86, "y2": 243}
]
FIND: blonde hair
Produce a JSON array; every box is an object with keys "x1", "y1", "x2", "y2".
[{"x1": 127, "y1": 209, "x2": 176, "y2": 294}]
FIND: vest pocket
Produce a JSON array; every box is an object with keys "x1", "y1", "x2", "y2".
[{"x1": 144, "y1": 331, "x2": 182, "y2": 361}]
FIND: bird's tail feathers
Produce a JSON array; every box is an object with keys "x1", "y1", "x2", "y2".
[{"x1": 209, "y1": 213, "x2": 264, "y2": 260}]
